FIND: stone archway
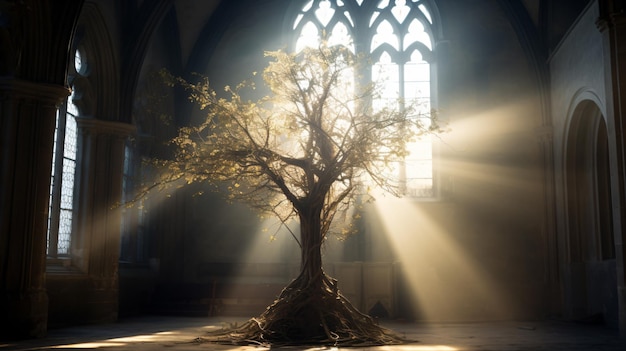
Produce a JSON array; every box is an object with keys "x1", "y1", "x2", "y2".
[{"x1": 564, "y1": 100, "x2": 618, "y2": 327}]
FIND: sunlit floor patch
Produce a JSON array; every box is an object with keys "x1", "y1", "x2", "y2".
[
  {"x1": 377, "y1": 346, "x2": 458, "y2": 351},
  {"x1": 52, "y1": 342, "x2": 126, "y2": 348},
  {"x1": 108, "y1": 334, "x2": 161, "y2": 342}
]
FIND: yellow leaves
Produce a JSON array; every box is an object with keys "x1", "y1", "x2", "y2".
[
  {"x1": 184, "y1": 174, "x2": 193, "y2": 184},
  {"x1": 146, "y1": 44, "x2": 439, "y2": 241}
]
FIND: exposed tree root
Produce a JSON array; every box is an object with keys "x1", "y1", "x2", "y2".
[{"x1": 199, "y1": 271, "x2": 407, "y2": 347}]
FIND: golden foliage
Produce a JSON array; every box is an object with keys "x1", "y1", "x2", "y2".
[{"x1": 141, "y1": 43, "x2": 439, "y2": 239}]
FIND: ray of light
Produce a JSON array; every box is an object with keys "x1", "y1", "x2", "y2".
[
  {"x1": 436, "y1": 157, "x2": 542, "y2": 219},
  {"x1": 211, "y1": 214, "x2": 300, "y2": 316},
  {"x1": 369, "y1": 194, "x2": 515, "y2": 321},
  {"x1": 241, "y1": 216, "x2": 300, "y2": 265},
  {"x1": 366, "y1": 97, "x2": 544, "y2": 322}
]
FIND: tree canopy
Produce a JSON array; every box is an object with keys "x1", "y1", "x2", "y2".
[
  {"x1": 140, "y1": 43, "x2": 439, "y2": 346},
  {"x1": 149, "y1": 44, "x2": 436, "y2": 239}
]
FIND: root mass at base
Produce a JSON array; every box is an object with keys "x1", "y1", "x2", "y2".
[{"x1": 202, "y1": 271, "x2": 405, "y2": 347}]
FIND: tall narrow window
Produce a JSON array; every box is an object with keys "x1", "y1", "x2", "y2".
[
  {"x1": 293, "y1": 0, "x2": 437, "y2": 197},
  {"x1": 47, "y1": 49, "x2": 83, "y2": 258}
]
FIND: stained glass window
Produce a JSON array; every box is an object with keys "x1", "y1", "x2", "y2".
[
  {"x1": 47, "y1": 49, "x2": 83, "y2": 257},
  {"x1": 293, "y1": 0, "x2": 436, "y2": 197}
]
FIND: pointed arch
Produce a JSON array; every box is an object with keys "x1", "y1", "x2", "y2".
[
  {"x1": 74, "y1": 2, "x2": 119, "y2": 120},
  {"x1": 562, "y1": 96, "x2": 617, "y2": 324},
  {"x1": 565, "y1": 98, "x2": 614, "y2": 263},
  {"x1": 290, "y1": 0, "x2": 441, "y2": 197}
]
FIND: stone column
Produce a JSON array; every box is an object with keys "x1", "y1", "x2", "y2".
[
  {"x1": 73, "y1": 117, "x2": 134, "y2": 322},
  {"x1": 0, "y1": 79, "x2": 69, "y2": 338},
  {"x1": 598, "y1": 0, "x2": 626, "y2": 335}
]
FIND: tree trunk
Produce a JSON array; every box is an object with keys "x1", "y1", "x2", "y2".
[
  {"x1": 299, "y1": 205, "x2": 324, "y2": 287},
  {"x1": 202, "y1": 204, "x2": 404, "y2": 346}
]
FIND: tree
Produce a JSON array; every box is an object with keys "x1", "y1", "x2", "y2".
[{"x1": 142, "y1": 43, "x2": 438, "y2": 346}]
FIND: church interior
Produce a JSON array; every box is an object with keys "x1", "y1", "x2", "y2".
[{"x1": 2, "y1": 0, "x2": 626, "y2": 348}]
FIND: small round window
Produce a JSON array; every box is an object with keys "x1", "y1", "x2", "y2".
[{"x1": 74, "y1": 49, "x2": 84, "y2": 74}]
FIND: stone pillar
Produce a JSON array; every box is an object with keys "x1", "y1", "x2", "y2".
[
  {"x1": 598, "y1": 0, "x2": 626, "y2": 335},
  {"x1": 73, "y1": 117, "x2": 134, "y2": 322},
  {"x1": 0, "y1": 79, "x2": 69, "y2": 338}
]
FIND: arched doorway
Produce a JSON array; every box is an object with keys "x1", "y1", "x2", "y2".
[{"x1": 564, "y1": 100, "x2": 617, "y2": 327}]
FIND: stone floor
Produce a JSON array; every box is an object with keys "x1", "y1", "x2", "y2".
[{"x1": 1, "y1": 316, "x2": 625, "y2": 350}]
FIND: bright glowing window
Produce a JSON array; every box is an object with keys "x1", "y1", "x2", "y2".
[
  {"x1": 293, "y1": 0, "x2": 436, "y2": 197},
  {"x1": 47, "y1": 49, "x2": 83, "y2": 257}
]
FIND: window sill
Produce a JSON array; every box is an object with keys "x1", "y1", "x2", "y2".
[
  {"x1": 46, "y1": 258, "x2": 82, "y2": 275},
  {"x1": 402, "y1": 195, "x2": 452, "y2": 203}
]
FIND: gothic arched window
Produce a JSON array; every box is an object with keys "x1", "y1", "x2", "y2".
[
  {"x1": 47, "y1": 48, "x2": 84, "y2": 258},
  {"x1": 292, "y1": 0, "x2": 437, "y2": 197}
]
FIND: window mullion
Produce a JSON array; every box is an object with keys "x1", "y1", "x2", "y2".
[
  {"x1": 49, "y1": 107, "x2": 68, "y2": 258},
  {"x1": 294, "y1": 0, "x2": 436, "y2": 198},
  {"x1": 398, "y1": 61, "x2": 408, "y2": 194}
]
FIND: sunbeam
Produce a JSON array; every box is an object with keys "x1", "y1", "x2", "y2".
[
  {"x1": 363, "y1": 98, "x2": 544, "y2": 322},
  {"x1": 368, "y1": 195, "x2": 516, "y2": 322}
]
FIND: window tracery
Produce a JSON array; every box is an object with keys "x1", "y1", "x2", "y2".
[
  {"x1": 47, "y1": 48, "x2": 84, "y2": 257},
  {"x1": 292, "y1": 0, "x2": 437, "y2": 197}
]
